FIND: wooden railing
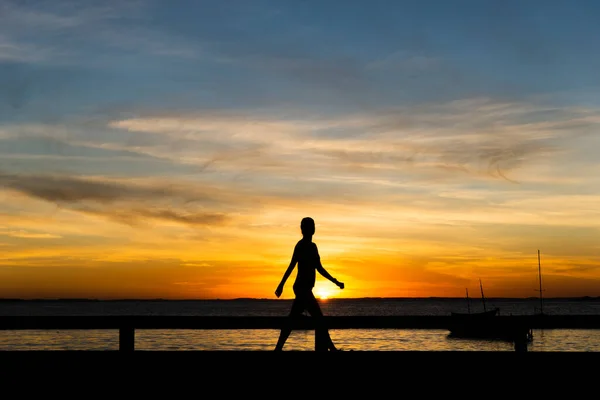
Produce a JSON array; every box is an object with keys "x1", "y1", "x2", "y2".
[{"x1": 1, "y1": 315, "x2": 600, "y2": 352}]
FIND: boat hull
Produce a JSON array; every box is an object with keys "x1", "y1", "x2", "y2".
[{"x1": 447, "y1": 308, "x2": 532, "y2": 341}]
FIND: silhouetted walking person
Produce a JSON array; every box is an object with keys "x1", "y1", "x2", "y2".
[{"x1": 274, "y1": 217, "x2": 344, "y2": 351}]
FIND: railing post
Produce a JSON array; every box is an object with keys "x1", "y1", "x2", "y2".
[
  {"x1": 315, "y1": 329, "x2": 328, "y2": 352},
  {"x1": 314, "y1": 317, "x2": 329, "y2": 352},
  {"x1": 514, "y1": 333, "x2": 528, "y2": 352},
  {"x1": 119, "y1": 326, "x2": 135, "y2": 352}
]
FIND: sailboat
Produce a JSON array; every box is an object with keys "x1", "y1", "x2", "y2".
[
  {"x1": 450, "y1": 279, "x2": 500, "y2": 318},
  {"x1": 448, "y1": 279, "x2": 531, "y2": 341}
]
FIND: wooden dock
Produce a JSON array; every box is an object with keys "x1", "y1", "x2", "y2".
[{"x1": 2, "y1": 314, "x2": 600, "y2": 352}]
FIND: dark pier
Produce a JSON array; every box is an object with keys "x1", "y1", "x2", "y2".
[{"x1": 2, "y1": 314, "x2": 600, "y2": 352}]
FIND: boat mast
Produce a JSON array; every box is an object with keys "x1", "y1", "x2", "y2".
[
  {"x1": 537, "y1": 249, "x2": 544, "y2": 315},
  {"x1": 479, "y1": 279, "x2": 487, "y2": 312}
]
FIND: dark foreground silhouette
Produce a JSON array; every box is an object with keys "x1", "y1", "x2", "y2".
[{"x1": 274, "y1": 217, "x2": 344, "y2": 351}]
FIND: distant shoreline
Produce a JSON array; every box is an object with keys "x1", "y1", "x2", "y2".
[{"x1": 1, "y1": 296, "x2": 599, "y2": 302}]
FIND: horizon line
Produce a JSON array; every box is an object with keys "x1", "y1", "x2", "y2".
[{"x1": 1, "y1": 296, "x2": 599, "y2": 302}]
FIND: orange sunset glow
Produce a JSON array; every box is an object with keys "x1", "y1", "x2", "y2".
[{"x1": 1, "y1": 1, "x2": 600, "y2": 301}]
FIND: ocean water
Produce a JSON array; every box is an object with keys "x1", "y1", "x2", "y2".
[{"x1": 1, "y1": 298, "x2": 599, "y2": 351}]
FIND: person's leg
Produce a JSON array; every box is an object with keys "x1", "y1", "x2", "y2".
[
  {"x1": 274, "y1": 296, "x2": 305, "y2": 351},
  {"x1": 304, "y1": 292, "x2": 338, "y2": 351}
]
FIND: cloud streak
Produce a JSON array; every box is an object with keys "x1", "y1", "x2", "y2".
[
  {"x1": 0, "y1": 0, "x2": 201, "y2": 65},
  {"x1": 106, "y1": 97, "x2": 599, "y2": 185},
  {"x1": 0, "y1": 171, "x2": 229, "y2": 227},
  {"x1": 0, "y1": 229, "x2": 62, "y2": 239}
]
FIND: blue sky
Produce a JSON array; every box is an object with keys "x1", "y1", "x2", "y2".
[
  {"x1": 3, "y1": 0, "x2": 600, "y2": 120},
  {"x1": 1, "y1": 0, "x2": 600, "y2": 298}
]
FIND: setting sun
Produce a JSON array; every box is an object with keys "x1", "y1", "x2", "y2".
[{"x1": 315, "y1": 287, "x2": 332, "y2": 300}]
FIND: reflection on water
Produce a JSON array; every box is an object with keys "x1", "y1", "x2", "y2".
[
  {"x1": 0, "y1": 330, "x2": 119, "y2": 351},
  {"x1": 1, "y1": 329, "x2": 599, "y2": 351}
]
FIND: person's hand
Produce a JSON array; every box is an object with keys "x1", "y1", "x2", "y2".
[
  {"x1": 275, "y1": 284, "x2": 283, "y2": 298},
  {"x1": 336, "y1": 280, "x2": 344, "y2": 289}
]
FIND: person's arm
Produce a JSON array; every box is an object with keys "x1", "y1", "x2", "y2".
[
  {"x1": 317, "y1": 261, "x2": 344, "y2": 289},
  {"x1": 315, "y1": 245, "x2": 344, "y2": 289},
  {"x1": 275, "y1": 249, "x2": 297, "y2": 298}
]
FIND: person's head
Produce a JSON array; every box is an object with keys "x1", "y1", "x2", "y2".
[{"x1": 300, "y1": 217, "x2": 315, "y2": 237}]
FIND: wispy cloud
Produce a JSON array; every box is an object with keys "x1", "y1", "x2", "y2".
[
  {"x1": 106, "y1": 98, "x2": 600, "y2": 185},
  {"x1": 0, "y1": 0, "x2": 201, "y2": 65},
  {"x1": 0, "y1": 229, "x2": 62, "y2": 239},
  {"x1": 3, "y1": 97, "x2": 599, "y2": 224},
  {"x1": 0, "y1": 172, "x2": 229, "y2": 227},
  {"x1": 0, "y1": 36, "x2": 57, "y2": 63}
]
